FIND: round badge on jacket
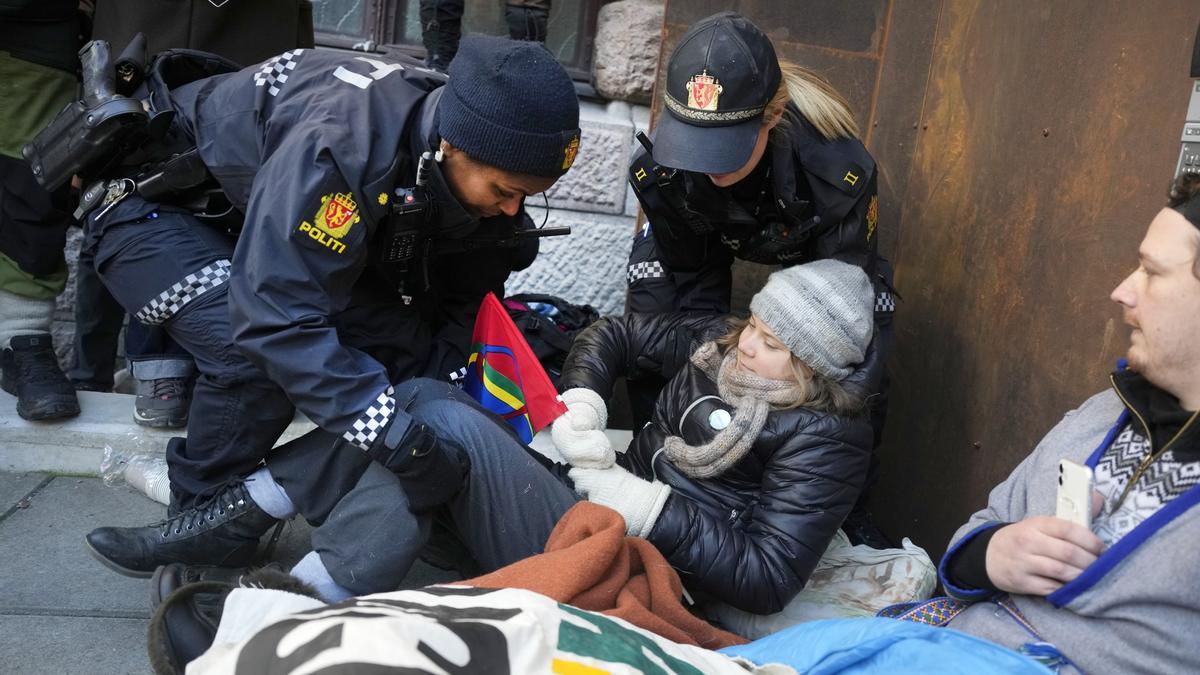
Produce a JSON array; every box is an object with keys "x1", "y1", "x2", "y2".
[{"x1": 708, "y1": 409, "x2": 732, "y2": 430}]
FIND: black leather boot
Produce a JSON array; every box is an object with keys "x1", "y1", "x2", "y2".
[
  {"x1": 85, "y1": 482, "x2": 277, "y2": 578},
  {"x1": 150, "y1": 562, "x2": 276, "y2": 607},
  {"x1": 1, "y1": 333, "x2": 81, "y2": 420},
  {"x1": 147, "y1": 563, "x2": 318, "y2": 674}
]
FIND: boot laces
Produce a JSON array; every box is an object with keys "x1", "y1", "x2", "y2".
[
  {"x1": 151, "y1": 377, "x2": 188, "y2": 400},
  {"x1": 160, "y1": 481, "x2": 250, "y2": 538}
]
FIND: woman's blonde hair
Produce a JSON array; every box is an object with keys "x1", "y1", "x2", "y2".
[
  {"x1": 715, "y1": 317, "x2": 864, "y2": 417},
  {"x1": 764, "y1": 59, "x2": 859, "y2": 141}
]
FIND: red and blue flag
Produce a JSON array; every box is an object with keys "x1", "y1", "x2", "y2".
[{"x1": 463, "y1": 293, "x2": 567, "y2": 443}]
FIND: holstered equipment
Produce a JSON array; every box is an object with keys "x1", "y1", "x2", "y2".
[
  {"x1": 23, "y1": 37, "x2": 240, "y2": 201},
  {"x1": 114, "y1": 32, "x2": 149, "y2": 96},
  {"x1": 23, "y1": 40, "x2": 155, "y2": 192}
]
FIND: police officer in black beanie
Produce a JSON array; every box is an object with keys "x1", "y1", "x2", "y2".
[{"x1": 84, "y1": 36, "x2": 582, "y2": 578}]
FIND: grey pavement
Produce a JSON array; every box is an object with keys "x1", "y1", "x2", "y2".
[
  {"x1": 0, "y1": 471, "x2": 459, "y2": 674},
  {"x1": 0, "y1": 389, "x2": 464, "y2": 674}
]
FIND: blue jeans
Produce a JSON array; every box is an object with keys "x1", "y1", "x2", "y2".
[{"x1": 275, "y1": 377, "x2": 580, "y2": 595}]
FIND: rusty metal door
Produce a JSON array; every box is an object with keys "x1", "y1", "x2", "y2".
[
  {"x1": 657, "y1": 0, "x2": 1200, "y2": 558},
  {"x1": 873, "y1": 1, "x2": 1200, "y2": 558}
]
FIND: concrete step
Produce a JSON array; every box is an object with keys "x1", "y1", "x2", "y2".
[
  {"x1": 0, "y1": 389, "x2": 315, "y2": 476},
  {"x1": 0, "y1": 389, "x2": 633, "y2": 476}
]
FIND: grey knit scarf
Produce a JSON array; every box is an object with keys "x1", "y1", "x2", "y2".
[{"x1": 663, "y1": 342, "x2": 802, "y2": 478}]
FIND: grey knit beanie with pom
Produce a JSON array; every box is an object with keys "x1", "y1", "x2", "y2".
[{"x1": 748, "y1": 260, "x2": 874, "y2": 381}]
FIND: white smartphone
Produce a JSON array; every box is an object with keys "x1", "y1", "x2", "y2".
[{"x1": 1056, "y1": 459, "x2": 1095, "y2": 528}]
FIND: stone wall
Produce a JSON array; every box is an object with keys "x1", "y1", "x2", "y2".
[
  {"x1": 591, "y1": 0, "x2": 664, "y2": 104},
  {"x1": 508, "y1": 99, "x2": 650, "y2": 316},
  {"x1": 52, "y1": 229, "x2": 86, "y2": 367},
  {"x1": 505, "y1": 207, "x2": 633, "y2": 315},
  {"x1": 507, "y1": 0, "x2": 666, "y2": 317},
  {"x1": 545, "y1": 100, "x2": 638, "y2": 216}
]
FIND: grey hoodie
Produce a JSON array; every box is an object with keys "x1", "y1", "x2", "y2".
[{"x1": 944, "y1": 389, "x2": 1200, "y2": 674}]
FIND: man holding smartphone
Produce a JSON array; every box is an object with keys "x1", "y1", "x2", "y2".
[{"x1": 936, "y1": 173, "x2": 1200, "y2": 673}]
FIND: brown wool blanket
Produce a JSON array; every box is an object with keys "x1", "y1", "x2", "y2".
[{"x1": 465, "y1": 500, "x2": 747, "y2": 650}]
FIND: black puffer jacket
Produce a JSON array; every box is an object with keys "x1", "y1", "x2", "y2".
[{"x1": 559, "y1": 312, "x2": 876, "y2": 614}]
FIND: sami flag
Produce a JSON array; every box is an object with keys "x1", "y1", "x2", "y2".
[{"x1": 463, "y1": 292, "x2": 568, "y2": 443}]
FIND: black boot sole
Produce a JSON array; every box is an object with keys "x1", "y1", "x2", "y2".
[
  {"x1": 2, "y1": 372, "x2": 82, "y2": 421},
  {"x1": 88, "y1": 534, "x2": 264, "y2": 579},
  {"x1": 85, "y1": 538, "x2": 157, "y2": 579},
  {"x1": 17, "y1": 397, "x2": 81, "y2": 421}
]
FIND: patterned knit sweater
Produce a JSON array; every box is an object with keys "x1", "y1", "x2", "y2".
[{"x1": 940, "y1": 378, "x2": 1200, "y2": 674}]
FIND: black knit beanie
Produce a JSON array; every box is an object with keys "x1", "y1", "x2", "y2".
[
  {"x1": 438, "y1": 35, "x2": 581, "y2": 178},
  {"x1": 1169, "y1": 174, "x2": 1200, "y2": 232}
]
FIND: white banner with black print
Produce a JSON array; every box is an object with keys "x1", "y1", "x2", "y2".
[{"x1": 188, "y1": 585, "x2": 794, "y2": 674}]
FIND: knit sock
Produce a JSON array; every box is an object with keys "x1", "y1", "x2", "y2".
[
  {"x1": 245, "y1": 467, "x2": 297, "y2": 519},
  {"x1": 0, "y1": 290, "x2": 54, "y2": 349},
  {"x1": 290, "y1": 551, "x2": 354, "y2": 603}
]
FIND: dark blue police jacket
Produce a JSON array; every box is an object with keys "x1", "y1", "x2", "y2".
[{"x1": 165, "y1": 49, "x2": 533, "y2": 448}]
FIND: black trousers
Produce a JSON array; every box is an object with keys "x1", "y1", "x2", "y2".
[
  {"x1": 86, "y1": 198, "x2": 295, "y2": 505},
  {"x1": 419, "y1": 0, "x2": 552, "y2": 70},
  {"x1": 0, "y1": 154, "x2": 71, "y2": 281},
  {"x1": 68, "y1": 239, "x2": 191, "y2": 389}
]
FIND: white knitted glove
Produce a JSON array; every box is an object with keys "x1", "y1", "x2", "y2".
[
  {"x1": 551, "y1": 388, "x2": 614, "y2": 468},
  {"x1": 569, "y1": 465, "x2": 671, "y2": 538},
  {"x1": 560, "y1": 388, "x2": 608, "y2": 429}
]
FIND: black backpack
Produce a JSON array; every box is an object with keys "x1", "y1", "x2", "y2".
[{"x1": 502, "y1": 293, "x2": 600, "y2": 385}]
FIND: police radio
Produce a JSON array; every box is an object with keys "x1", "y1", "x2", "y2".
[
  {"x1": 632, "y1": 131, "x2": 713, "y2": 236},
  {"x1": 381, "y1": 151, "x2": 435, "y2": 262},
  {"x1": 372, "y1": 150, "x2": 437, "y2": 293},
  {"x1": 372, "y1": 149, "x2": 573, "y2": 294}
]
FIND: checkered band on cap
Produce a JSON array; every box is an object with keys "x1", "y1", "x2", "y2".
[
  {"x1": 343, "y1": 386, "x2": 396, "y2": 451},
  {"x1": 253, "y1": 49, "x2": 306, "y2": 97},
  {"x1": 135, "y1": 259, "x2": 232, "y2": 326},
  {"x1": 875, "y1": 291, "x2": 896, "y2": 313},
  {"x1": 627, "y1": 261, "x2": 665, "y2": 284}
]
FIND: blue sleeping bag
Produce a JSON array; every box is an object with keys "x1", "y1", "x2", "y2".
[{"x1": 720, "y1": 618, "x2": 1052, "y2": 674}]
